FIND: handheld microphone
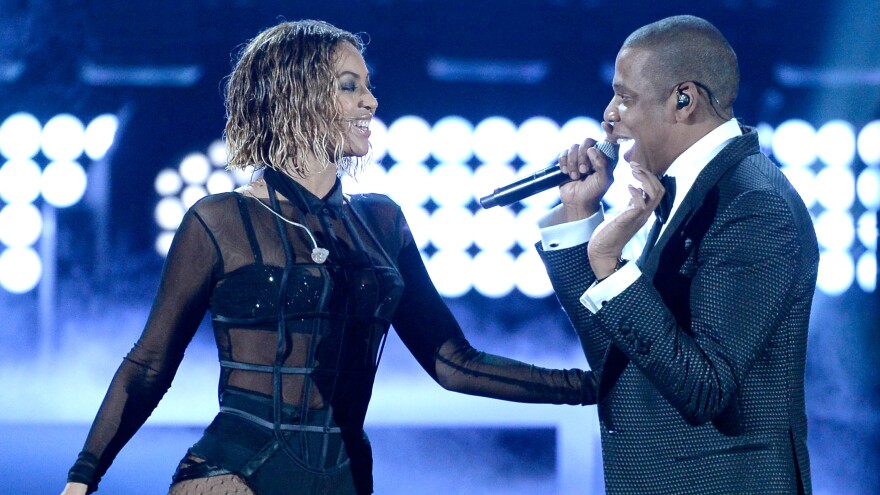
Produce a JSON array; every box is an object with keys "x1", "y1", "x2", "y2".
[{"x1": 478, "y1": 141, "x2": 619, "y2": 209}]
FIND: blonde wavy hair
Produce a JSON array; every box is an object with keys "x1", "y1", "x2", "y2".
[{"x1": 224, "y1": 20, "x2": 366, "y2": 178}]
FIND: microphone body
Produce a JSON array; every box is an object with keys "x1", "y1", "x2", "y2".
[{"x1": 479, "y1": 141, "x2": 619, "y2": 208}]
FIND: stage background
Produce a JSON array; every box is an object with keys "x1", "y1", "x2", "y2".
[{"x1": 1, "y1": 1, "x2": 878, "y2": 493}]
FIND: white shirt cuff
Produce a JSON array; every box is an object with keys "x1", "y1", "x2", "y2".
[
  {"x1": 538, "y1": 206, "x2": 605, "y2": 251},
  {"x1": 579, "y1": 261, "x2": 641, "y2": 313}
]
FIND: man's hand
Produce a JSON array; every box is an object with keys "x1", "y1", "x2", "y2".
[
  {"x1": 588, "y1": 161, "x2": 666, "y2": 278},
  {"x1": 557, "y1": 129, "x2": 617, "y2": 223}
]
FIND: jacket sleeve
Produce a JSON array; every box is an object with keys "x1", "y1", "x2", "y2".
[{"x1": 596, "y1": 189, "x2": 808, "y2": 428}]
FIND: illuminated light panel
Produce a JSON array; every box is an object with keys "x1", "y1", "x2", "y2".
[
  {"x1": 514, "y1": 206, "x2": 547, "y2": 250},
  {"x1": 426, "y1": 250, "x2": 473, "y2": 298},
  {"x1": 857, "y1": 120, "x2": 880, "y2": 166},
  {"x1": 756, "y1": 122, "x2": 774, "y2": 155},
  {"x1": 341, "y1": 163, "x2": 388, "y2": 196},
  {"x1": 154, "y1": 231, "x2": 175, "y2": 257},
  {"x1": 814, "y1": 167, "x2": 855, "y2": 211},
  {"x1": 154, "y1": 168, "x2": 183, "y2": 196},
  {"x1": 816, "y1": 250, "x2": 855, "y2": 296},
  {"x1": 181, "y1": 185, "x2": 207, "y2": 208},
  {"x1": 473, "y1": 117, "x2": 517, "y2": 163},
  {"x1": 384, "y1": 162, "x2": 431, "y2": 207},
  {"x1": 814, "y1": 211, "x2": 855, "y2": 251},
  {"x1": 857, "y1": 168, "x2": 880, "y2": 211},
  {"x1": 514, "y1": 250, "x2": 553, "y2": 298},
  {"x1": 0, "y1": 246, "x2": 42, "y2": 293},
  {"x1": 816, "y1": 120, "x2": 856, "y2": 168},
  {"x1": 559, "y1": 117, "x2": 603, "y2": 147},
  {"x1": 367, "y1": 117, "x2": 388, "y2": 162},
  {"x1": 472, "y1": 250, "x2": 516, "y2": 298},
  {"x1": 386, "y1": 116, "x2": 431, "y2": 163},
  {"x1": 472, "y1": 207, "x2": 516, "y2": 252},
  {"x1": 856, "y1": 252, "x2": 877, "y2": 292},
  {"x1": 857, "y1": 212, "x2": 877, "y2": 250},
  {"x1": 400, "y1": 205, "x2": 431, "y2": 250},
  {"x1": 206, "y1": 170, "x2": 235, "y2": 194},
  {"x1": 41, "y1": 114, "x2": 85, "y2": 162},
  {"x1": 430, "y1": 163, "x2": 473, "y2": 207},
  {"x1": 430, "y1": 116, "x2": 473, "y2": 163},
  {"x1": 428, "y1": 206, "x2": 474, "y2": 251},
  {"x1": 516, "y1": 116, "x2": 560, "y2": 164},
  {"x1": 41, "y1": 161, "x2": 88, "y2": 207},
  {"x1": 0, "y1": 112, "x2": 42, "y2": 159},
  {"x1": 781, "y1": 166, "x2": 817, "y2": 209},
  {"x1": 0, "y1": 203, "x2": 42, "y2": 247},
  {"x1": 771, "y1": 120, "x2": 817, "y2": 168},
  {"x1": 179, "y1": 153, "x2": 211, "y2": 185},
  {"x1": 472, "y1": 162, "x2": 516, "y2": 206},
  {"x1": 154, "y1": 197, "x2": 186, "y2": 230},
  {"x1": 84, "y1": 114, "x2": 119, "y2": 160},
  {"x1": 0, "y1": 159, "x2": 42, "y2": 204},
  {"x1": 207, "y1": 139, "x2": 227, "y2": 167}
]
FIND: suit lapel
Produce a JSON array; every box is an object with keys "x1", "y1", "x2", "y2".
[{"x1": 596, "y1": 129, "x2": 761, "y2": 411}]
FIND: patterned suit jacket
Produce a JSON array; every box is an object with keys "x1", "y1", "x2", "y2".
[{"x1": 539, "y1": 130, "x2": 818, "y2": 494}]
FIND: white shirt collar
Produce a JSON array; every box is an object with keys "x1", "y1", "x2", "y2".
[{"x1": 663, "y1": 119, "x2": 742, "y2": 218}]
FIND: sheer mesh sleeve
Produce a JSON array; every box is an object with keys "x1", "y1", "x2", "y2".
[
  {"x1": 68, "y1": 205, "x2": 220, "y2": 492},
  {"x1": 391, "y1": 239, "x2": 597, "y2": 406}
]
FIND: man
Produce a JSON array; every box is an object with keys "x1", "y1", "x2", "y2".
[{"x1": 538, "y1": 15, "x2": 817, "y2": 494}]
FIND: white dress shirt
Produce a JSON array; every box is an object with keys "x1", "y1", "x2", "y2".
[{"x1": 538, "y1": 119, "x2": 743, "y2": 313}]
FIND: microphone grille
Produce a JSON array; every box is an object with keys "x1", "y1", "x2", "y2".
[{"x1": 594, "y1": 141, "x2": 619, "y2": 162}]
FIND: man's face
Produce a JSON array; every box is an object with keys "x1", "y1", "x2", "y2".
[{"x1": 604, "y1": 47, "x2": 676, "y2": 175}]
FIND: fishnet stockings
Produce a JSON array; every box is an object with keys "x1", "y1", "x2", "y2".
[{"x1": 167, "y1": 474, "x2": 256, "y2": 495}]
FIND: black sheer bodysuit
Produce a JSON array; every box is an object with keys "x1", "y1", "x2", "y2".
[{"x1": 68, "y1": 170, "x2": 597, "y2": 495}]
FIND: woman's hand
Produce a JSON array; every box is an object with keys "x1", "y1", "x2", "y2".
[{"x1": 61, "y1": 482, "x2": 89, "y2": 495}]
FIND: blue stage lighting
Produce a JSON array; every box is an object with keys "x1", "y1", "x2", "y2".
[
  {"x1": 41, "y1": 161, "x2": 87, "y2": 208},
  {"x1": 817, "y1": 250, "x2": 855, "y2": 296},
  {"x1": 428, "y1": 206, "x2": 474, "y2": 252},
  {"x1": 0, "y1": 159, "x2": 42, "y2": 204},
  {"x1": 514, "y1": 250, "x2": 554, "y2": 298},
  {"x1": 0, "y1": 246, "x2": 42, "y2": 294},
  {"x1": 856, "y1": 168, "x2": 880, "y2": 211},
  {"x1": 430, "y1": 116, "x2": 473, "y2": 163},
  {"x1": 41, "y1": 114, "x2": 85, "y2": 162},
  {"x1": 0, "y1": 113, "x2": 42, "y2": 160},
  {"x1": 385, "y1": 162, "x2": 431, "y2": 208},
  {"x1": 817, "y1": 120, "x2": 856, "y2": 168},
  {"x1": 386, "y1": 116, "x2": 431, "y2": 163},
  {"x1": 425, "y1": 250, "x2": 473, "y2": 298},
  {"x1": 472, "y1": 251, "x2": 515, "y2": 298},
  {"x1": 84, "y1": 114, "x2": 119, "y2": 160},
  {"x1": 0, "y1": 203, "x2": 42, "y2": 248},
  {"x1": 857, "y1": 120, "x2": 880, "y2": 166},
  {"x1": 430, "y1": 163, "x2": 473, "y2": 207},
  {"x1": 473, "y1": 117, "x2": 517, "y2": 163},
  {"x1": 772, "y1": 119, "x2": 818, "y2": 168},
  {"x1": 473, "y1": 207, "x2": 516, "y2": 252},
  {"x1": 815, "y1": 167, "x2": 856, "y2": 211},
  {"x1": 516, "y1": 116, "x2": 560, "y2": 165}
]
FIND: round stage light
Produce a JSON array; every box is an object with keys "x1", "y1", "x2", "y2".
[
  {"x1": 771, "y1": 120, "x2": 817, "y2": 168},
  {"x1": 181, "y1": 185, "x2": 207, "y2": 208},
  {"x1": 430, "y1": 116, "x2": 473, "y2": 163},
  {"x1": 154, "y1": 168, "x2": 183, "y2": 196},
  {"x1": 856, "y1": 252, "x2": 876, "y2": 292},
  {"x1": 400, "y1": 204, "x2": 431, "y2": 250},
  {"x1": 472, "y1": 207, "x2": 516, "y2": 252},
  {"x1": 426, "y1": 250, "x2": 473, "y2": 298},
  {"x1": 472, "y1": 162, "x2": 516, "y2": 206},
  {"x1": 84, "y1": 114, "x2": 119, "y2": 160},
  {"x1": 428, "y1": 206, "x2": 474, "y2": 251},
  {"x1": 514, "y1": 250, "x2": 553, "y2": 298},
  {"x1": 368, "y1": 117, "x2": 388, "y2": 162},
  {"x1": 41, "y1": 114, "x2": 85, "y2": 162},
  {"x1": 341, "y1": 162, "x2": 388, "y2": 195},
  {"x1": 781, "y1": 166, "x2": 817, "y2": 209},
  {"x1": 179, "y1": 153, "x2": 211, "y2": 185},
  {"x1": 559, "y1": 117, "x2": 603, "y2": 148},
  {"x1": 0, "y1": 159, "x2": 42, "y2": 204},
  {"x1": 856, "y1": 168, "x2": 880, "y2": 211},
  {"x1": 472, "y1": 251, "x2": 515, "y2": 298},
  {"x1": 0, "y1": 113, "x2": 42, "y2": 160},
  {"x1": 41, "y1": 161, "x2": 87, "y2": 207},
  {"x1": 384, "y1": 162, "x2": 431, "y2": 208},
  {"x1": 206, "y1": 170, "x2": 235, "y2": 194},
  {"x1": 207, "y1": 139, "x2": 227, "y2": 167},
  {"x1": 857, "y1": 120, "x2": 880, "y2": 166},
  {"x1": 430, "y1": 163, "x2": 473, "y2": 207},
  {"x1": 816, "y1": 120, "x2": 856, "y2": 168},
  {"x1": 154, "y1": 231, "x2": 175, "y2": 257},
  {"x1": 816, "y1": 250, "x2": 854, "y2": 296},
  {"x1": 473, "y1": 117, "x2": 517, "y2": 164},
  {"x1": 386, "y1": 116, "x2": 431, "y2": 163},
  {"x1": 814, "y1": 167, "x2": 855, "y2": 211},
  {"x1": 814, "y1": 211, "x2": 855, "y2": 251},
  {"x1": 154, "y1": 197, "x2": 186, "y2": 230},
  {"x1": 0, "y1": 247, "x2": 42, "y2": 293},
  {"x1": 856, "y1": 211, "x2": 876, "y2": 250},
  {"x1": 0, "y1": 203, "x2": 43, "y2": 247},
  {"x1": 516, "y1": 116, "x2": 560, "y2": 165}
]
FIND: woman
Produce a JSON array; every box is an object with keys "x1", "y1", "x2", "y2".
[{"x1": 62, "y1": 20, "x2": 596, "y2": 495}]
